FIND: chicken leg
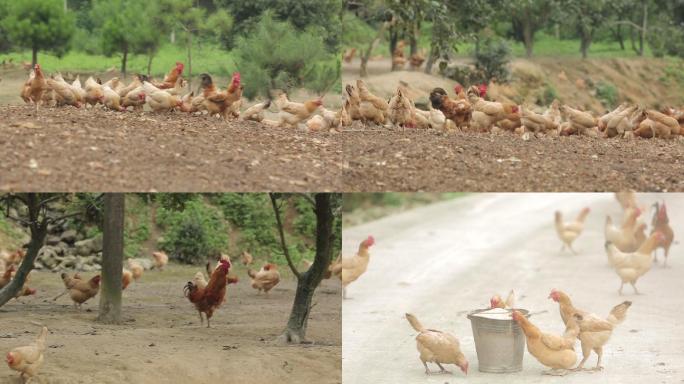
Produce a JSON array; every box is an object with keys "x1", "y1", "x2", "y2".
[
  {"x1": 436, "y1": 362, "x2": 451, "y2": 374},
  {"x1": 593, "y1": 346, "x2": 604, "y2": 371},
  {"x1": 543, "y1": 369, "x2": 571, "y2": 376}
]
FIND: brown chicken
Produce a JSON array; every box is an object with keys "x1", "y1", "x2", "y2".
[
  {"x1": 201, "y1": 72, "x2": 242, "y2": 119},
  {"x1": 605, "y1": 232, "x2": 664, "y2": 294},
  {"x1": 6, "y1": 326, "x2": 48, "y2": 383},
  {"x1": 341, "y1": 235, "x2": 375, "y2": 299},
  {"x1": 357, "y1": 79, "x2": 389, "y2": 122},
  {"x1": 121, "y1": 269, "x2": 133, "y2": 290},
  {"x1": 0, "y1": 264, "x2": 15, "y2": 288},
  {"x1": 549, "y1": 289, "x2": 632, "y2": 371},
  {"x1": 555, "y1": 207, "x2": 591, "y2": 253},
  {"x1": 240, "y1": 251, "x2": 254, "y2": 266},
  {"x1": 151, "y1": 251, "x2": 168, "y2": 271},
  {"x1": 57, "y1": 273, "x2": 100, "y2": 309},
  {"x1": 275, "y1": 93, "x2": 323, "y2": 127},
  {"x1": 405, "y1": 313, "x2": 468, "y2": 375},
  {"x1": 605, "y1": 207, "x2": 642, "y2": 253},
  {"x1": 240, "y1": 100, "x2": 271, "y2": 123},
  {"x1": 388, "y1": 87, "x2": 415, "y2": 129},
  {"x1": 84, "y1": 76, "x2": 105, "y2": 106},
  {"x1": 247, "y1": 263, "x2": 280, "y2": 294},
  {"x1": 183, "y1": 258, "x2": 232, "y2": 327},
  {"x1": 467, "y1": 85, "x2": 519, "y2": 132},
  {"x1": 429, "y1": 87, "x2": 472, "y2": 130},
  {"x1": 155, "y1": 62, "x2": 184, "y2": 89},
  {"x1": 26, "y1": 64, "x2": 48, "y2": 111},
  {"x1": 127, "y1": 259, "x2": 144, "y2": 281},
  {"x1": 512, "y1": 310, "x2": 581, "y2": 375},
  {"x1": 344, "y1": 84, "x2": 363, "y2": 121},
  {"x1": 142, "y1": 82, "x2": 183, "y2": 112},
  {"x1": 651, "y1": 202, "x2": 675, "y2": 267}
]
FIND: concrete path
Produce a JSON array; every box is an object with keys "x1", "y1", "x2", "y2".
[{"x1": 342, "y1": 193, "x2": 684, "y2": 383}]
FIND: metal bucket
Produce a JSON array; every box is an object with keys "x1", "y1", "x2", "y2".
[{"x1": 466, "y1": 308, "x2": 529, "y2": 373}]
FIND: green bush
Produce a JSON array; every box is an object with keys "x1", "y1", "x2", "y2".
[
  {"x1": 474, "y1": 37, "x2": 511, "y2": 82},
  {"x1": 157, "y1": 200, "x2": 228, "y2": 264},
  {"x1": 233, "y1": 11, "x2": 337, "y2": 99},
  {"x1": 541, "y1": 85, "x2": 559, "y2": 105},
  {"x1": 595, "y1": 81, "x2": 618, "y2": 108},
  {"x1": 212, "y1": 193, "x2": 278, "y2": 254},
  {"x1": 293, "y1": 197, "x2": 316, "y2": 238}
]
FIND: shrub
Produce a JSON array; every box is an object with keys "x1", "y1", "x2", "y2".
[
  {"x1": 474, "y1": 37, "x2": 511, "y2": 82},
  {"x1": 157, "y1": 200, "x2": 228, "y2": 264},
  {"x1": 211, "y1": 194, "x2": 278, "y2": 254},
  {"x1": 595, "y1": 81, "x2": 618, "y2": 108},
  {"x1": 541, "y1": 85, "x2": 559, "y2": 105}
]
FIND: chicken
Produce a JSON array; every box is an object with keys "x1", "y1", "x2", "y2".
[
  {"x1": 275, "y1": 93, "x2": 323, "y2": 128},
  {"x1": 70, "y1": 76, "x2": 87, "y2": 104},
  {"x1": 240, "y1": 100, "x2": 271, "y2": 122},
  {"x1": 549, "y1": 289, "x2": 632, "y2": 371},
  {"x1": 615, "y1": 191, "x2": 638, "y2": 211},
  {"x1": 206, "y1": 255, "x2": 240, "y2": 285},
  {"x1": 344, "y1": 84, "x2": 363, "y2": 121},
  {"x1": 429, "y1": 87, "x2": 472, "y2": 130},
  {"x1": 560, "y1": 105, "x2": 598, "y2": 137},
  {"x1": 116, "y1": 75, "x2": 142, "y2": 98},
  {"x1": 151, "y1": 251, "x2": 168, "y2": 271},
  {"x1": 605, "y1": 207, "x2": 641, "y2": 253},
  {"x1": 84, "y1": 76, "x2": 105, "y2": 106},
  {"x1": 409, "y1": 50, "x2": 426, "y2": 70},
  {"x1": 605, "y1": 232, "x2": 664, "y2": 294},
  {"x1": 341, "y1": 235, "x2": 375, "y2": 299},
  {"x1": 598, "y1": 103, "x2": 629, "y2": 132},
  {"x1": 339, "y1": 101, "x2": 352, "y2": 127},
  {"x1": 20, "y1": 70, "x2": 35, "y2": 104},
  {"x1": 521, "y1": 105, "x2": 558, "y2": 133},
  {"x1": 57, "y1": 273, "x2": 100, "y2": 309},
  {"x1": 427, "y1": 104, "x2": 447, "y2": 131},
  {"x1": 121, "y1": 87, "x2": 146, "y2": 111},
  {"x1": 357, "y1": 79, "x2": 389, "y2": 124},
  {"x1": 157, "y1": 62, "x2": 184, "y2": 89},
  {"x1": 0, "y1": 264, "x2": 15, "y2": 288},
  {"x1": 102, "y1": 85, "x2": 124, "y2": 111},
  {"x1": 489, "y1": 290, "x2": 515, "y2": 309},
  {"x1": 651, "y1": 202, "x2": 675, "y2": 267},
  {"x1": 247, "y1": 263, "x2": 280, "y2": 294},
  {"x1": 178, "y1": 91, "x2": 196, "y2": 113},
  {"x1": 604, "y1": 105, "x2": 644, "y2": 138},
  {"x1": 142, "y1": 81, "x2": 182, "y2": 112},
  {"x1": 2, "y1": 249, "x2": 25, "y2": 266},
  {"x1": 200, "y1": 72, "x2": 242, "y2": 119},
  {"x1": 306, "y1": 107, "x2": 338, "y2": 132},
  {"x1": 388, "y1": 87, "x2": 414, "y2": 129},
  {"x1": 646, "y1": 109, "x2": 680, "y2": 137},
  {"x1": 25, "y1": 64, "x2": 48, "y2": 111},
  {"x1": 183, "y1": 258, "x2": 232, "y2": 327},
  {"x1": 466, "y1": 85, "x2": 519, "y2": 132},
  {"x1": 121, "y1": 269, "x2": 133, "y2": 290},
  {"x1": 47, "y1": 76, "x2": 81, "y2": 108},
  {"x1": 6, "y1": 326, "x2": 48, "y2": 383},
  {"x1": 511, "y1": 310, "x2": 580, "y2": 375},
  {"x1": 241, "y1": 251, "x2": 253, "y2": 266},
  {"x1": 555, "y1": 207, "x2": 591, "y2": 253},
  {"x1": 405, "y1": 313, "x2": 468, "y2": 376},
  {"x1": 343, "y1": 48, "x2": 356, "y2": 63},
  {"x1": 127, "y1": 259, "x2": 144, "y2": 280}
]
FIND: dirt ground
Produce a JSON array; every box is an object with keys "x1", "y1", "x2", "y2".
[
  {"x1": 0, "y1": 105, "x2": 343, "y2": 192},
  {"x1": 341, "y1": 128, "x2": 684, "y2": 192},
  {"x1": 342, "y1": 193, "x2": 684, "y2": 383},
  {"x1": 0, "y1": 264, "x2": 341, "y2": 384}
]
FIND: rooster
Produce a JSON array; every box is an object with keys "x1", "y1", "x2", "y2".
[
  {"x1": 184, "y1": 258, "x2": 232, "y2": 328},
  {"x1": 201, "y1": 72, "x2": 242, "y2": 119},
  {"x1": 341, "y1": 235, "x2": 375, "y2": 299},
  {"x1": 651, "y1": 202, "x2": 675, "y2": 267},
  {"x1": 429, "y1": 87, "x2": 471, "y2": 130}
]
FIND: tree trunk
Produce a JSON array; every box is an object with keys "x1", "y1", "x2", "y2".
[
  {"x1": 360, "y1": 56, "x2": 369, "y2": 78},
  {"x1": 147, "y1": 52, "x2": 154, "y2": 77},
  {"x1": 579, "y1": 28, "x2": 591, "y2": 59},
  {"x1": 187, "y1": 32, "x2": 193, "y2": 91},
  {"x1": 424, "y1": 45, "x2": 435, "y2": 74},
  {"x1": 31, "y1": 46, "x2": 38, "y2": 67},
  {"x1": 616, "y1": 25, "x2": 625, "y2": 50},
  {"x1": 360, "y1": 22, "x2": 388, "y2": 78},
  {"x1": 638, "y1": 2, "x2": 648, "y2": 57},
  {"x1": 97, "y1": 193, "x2": 124, "y2": 325},
  {"x1": 121, "y1": 47, "x2": 128, "y2": 79},
  {"x1": 0, "y1": 195, "x2": 47, "y2": 307},
  {"x1": 279, "y1": 194, "x2": 334, "y2": 344},
  {"x1": 409, "y1": 22, "x2": 419, "y2": 56},
  {"x1": 522, "y1": 17, "x2": 534, "y2": 58}
]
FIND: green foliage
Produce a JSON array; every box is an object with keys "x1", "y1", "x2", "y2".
[
  {"x1": 218, "y1": 0, "x2": 341, "y2": 52},
  {"x1": 293, "y1": 198, "x2": 316, "y2": 239},
  {"x1": 203, "y1": 8, "x2": 235, "y2": 47},
  {"x1": 212, "y1": 193, "x2": 278, "y2": 253},
  {"x1": 123, "y1": 197, "x2": 151, "y2": 258},
  {"x1": 1, "y1": 0, "x2": 75, "y2": 60},
  {"x1": 91, "y1": 0, "x2": 154, "y2": 65},
  {"x1": 157, "y1": 200, "x2": 228, "y2": 264},
  {"x1": 474, "y1": 37, "x2": 511, "y2": 82},
  {"x1": 541, "y1": 84, "x2": 559, "y2": 105},
  {"x1": 234, "y1": 12, "x2": 336, "y2": 98},
  {"x1": 595, "y1": 80, "x2": 618, "y2": 107},
  {"x1": 155, "y1": 194, "x2": 199, "y2": 211}
]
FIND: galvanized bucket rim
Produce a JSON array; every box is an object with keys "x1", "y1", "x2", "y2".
[{"x1": 466, "y1": 308, "x2": 530, "y2": 321}]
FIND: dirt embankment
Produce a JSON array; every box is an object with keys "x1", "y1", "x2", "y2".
[
  {"x1": 0, "y1": 264, "x2": 341, "y2": 384},
  {"x1": 343, "y1": 57, "x2": 684, "y2": 111},
  {"x1": 0, "y1": 105, "x2": 343, "y2": 192}
]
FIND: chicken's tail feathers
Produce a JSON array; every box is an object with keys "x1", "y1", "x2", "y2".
[
  {"x1": 607, "y1": 301, "x2": 632, "y2": 325},
  {"x1": 405, "y1": 313, "x2": 425, "y2": 333},
  {"x1": 247, "y1": 269, "x2": 257, "y2": 279},
  {"x1": 183, "y1": 281, "x2": 194, "y2": 297}
]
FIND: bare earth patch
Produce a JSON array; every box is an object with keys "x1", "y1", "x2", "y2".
[
  {"x1": 342, "y1": 128, "x2": 684, "y2": 192},
  {"x1": 0, "y1": 264, "x2": 341, "y2": 384},
  {"x1": 0, "y1": 105, "x2": 343, "y2": 192}
]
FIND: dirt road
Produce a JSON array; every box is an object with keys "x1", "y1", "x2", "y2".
[
  {"x1": 0, "y1": 264, "x2": 341, "y2": 384},
  {"x1": 342, "y1": 129, "x2": 684, "y2": 192},
  {"x1": 0, "y1": 105, "x2": 342, "y2": 192},
  {"x1": 342, "y1": 193, "x2": 683, "y2": 383}
]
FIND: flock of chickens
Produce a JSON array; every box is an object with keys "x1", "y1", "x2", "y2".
[
  {"x1": 1, "y1": 249, "x2": 281, "y2": 382},
  {"x1": 19, "y1": 62, "x2": 342, "y2": 132},
  {"x1": 340, "y1": 192, "x2": 676, "y2": 376},
  {"x1": 344, "y1": 79, "x2": 684, "y2": 139}
]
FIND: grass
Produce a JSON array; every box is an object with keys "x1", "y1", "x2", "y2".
[
  {"x1": 342, "y1": 193, "x2": 467, "y2": 227},
  {"x1": 0, "y1": 215, "x2": 25, "y2": 250},
  {"x1": 0, "y1": 43, "x2": 238, "y2": 78}
]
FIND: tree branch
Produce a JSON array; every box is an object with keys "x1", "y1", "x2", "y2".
[{"x1": 269, "y1": 193, "x2": 301, "y2": 280}]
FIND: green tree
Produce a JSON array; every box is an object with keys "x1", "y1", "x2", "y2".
[
  {"x1": 234, "y1": 12, "x2": 336, "y2": 99},
  {"x1": 561, "y1": 0, "x2": 609, "y2": 58},
  {"x1": 1, "y1": 0, "x2": 75, "y2": 65},
  {"x1": 91, "y1": 0, "x2": 153, "y2": 78},
  {"x1": 507, "y1": 0, "x2": 558, "y2": 57}
]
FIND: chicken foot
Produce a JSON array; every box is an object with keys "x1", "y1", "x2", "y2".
[
  {"x1": 421, "y1": 361, "x2": 451, "y2": 375},
  {"x1": 618, "y1": 281, "x2": 641, "y2": 295}
]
